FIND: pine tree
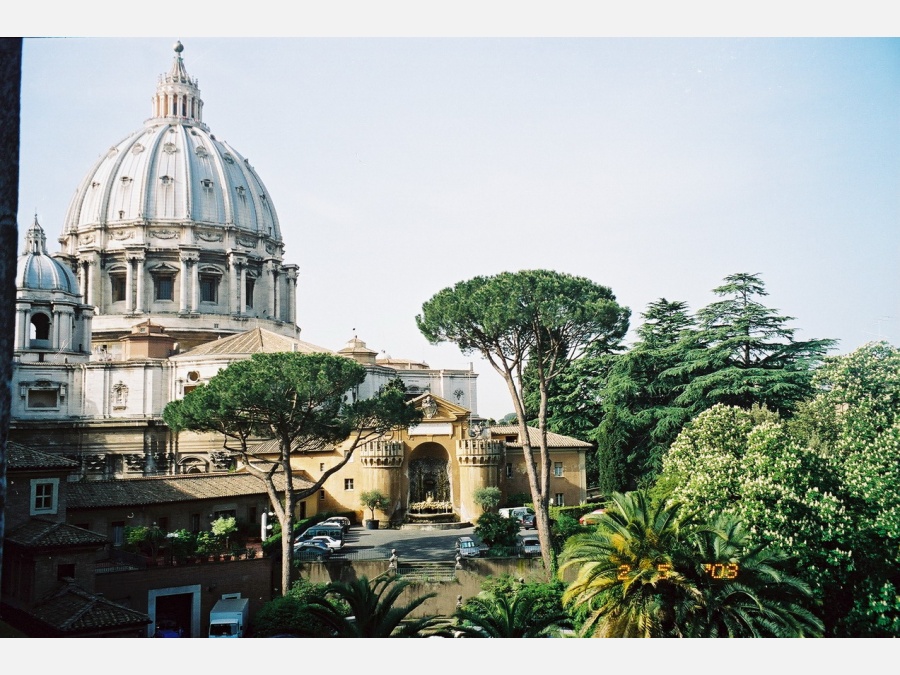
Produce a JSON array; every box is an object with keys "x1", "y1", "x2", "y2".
[{"x1": 667, "y1": 273, "x2": 835, "y2": 416}]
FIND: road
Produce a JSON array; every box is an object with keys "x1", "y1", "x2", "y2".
[{"x1": 334, "y1": 525, "x2": 479, "y2": 562}]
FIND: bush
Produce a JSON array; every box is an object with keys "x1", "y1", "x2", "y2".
[
  {"x1": 550, "y1": 513, "x2": 584, "y2": 553},
  {"x1": 252, "y1": 579, "x2": 333, "y2": 637},
  {"x1": 124, "y1": 525, "x2": 165, "y2": 557},
  {"x1": 195, "y1": 531, "x2": 222, "y2": 557},
  {"x1": 475, "y1": 512, "x2": 521, "y2": 548},
  {"x1": 473, "y1": 487, "x2": 501, "y2": 512},
  {"x1": 168, "y1": 529, "x2": 196, "y2": 563}
]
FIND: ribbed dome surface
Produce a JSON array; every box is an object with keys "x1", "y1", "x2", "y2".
[
  {"x1": 17, "y1": 217, "x2": 79, "y2": 294},
  {"x1": 64, "y1": 124, "x2": 280, "y2": 238},
  {"x1": 63, "y1": 43, "x2": 281, "y2": 240}
]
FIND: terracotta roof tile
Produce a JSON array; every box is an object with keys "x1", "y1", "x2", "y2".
[
  {"x1": 6, "y1": 442, "x2": 79, "y2": 471},
  {"x1": 490, "y1": 425, "x2": 593, "y2": 448},
  {"x1": 176, "y1": 327, "x2": 331, "y2": 357},
  {"x1": 66, "y1": 472, "x2": 308, "y2": 509},
  {"x1": 31, "y1": 582, "x2": 151, "y2": 634},
  {"x1": 7, "y1": 520, "x2": 109, "y2": 548}
]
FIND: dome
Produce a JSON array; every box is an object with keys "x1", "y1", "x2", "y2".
[
  {"x1": 53, "y1": 42, "x2": 301, "y2": 352},
  {"x1": 62, "y1": 43, "x2": 281, "y2": 239},
  {"x1": 17, "y1": 216, "x2": 79, "y2": 295}
]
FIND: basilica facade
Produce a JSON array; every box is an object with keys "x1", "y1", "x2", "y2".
[{"x1": 10, "y1": 42, "x2": 588, "y2": 526}]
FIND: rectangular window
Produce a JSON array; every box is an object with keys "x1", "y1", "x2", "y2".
[
  {"x1": 155, "y1": 275, "x2": 174, "y2": 301},
  {"x1": 30, "y1": 478, "x2": 59, "y2": 515},
  {"x1": 111, "y1": 521, "x2": 125, "y2": 547},
  {"x1": 245, "y1": 277, "x2": 255, "y2": 309},
  {"x1": 57, "y1": 563, "x2": 76, "y2": 581},
  {"x1": 506, "y1": 463, "x2": 513, "y2": 478},
  {"x1": 200, "y1": 275, "x2": 219, "y2": 303},
  {"x1": 111, "y1": 274, "x2": 126, "y2": 302},
  {"x1": 555, "y1": 493, "x2": 565, "y2": 507},
  {"x1": 319, "y1": 462, "x2": 325, "y2": 472},
  {"x1": 554, "y1": 462, "x2": 563, "y2": 478},
  {"x1": 319, "y1": 489, "x2": 326, "y2": 501},
  {"x1": 190, "y1": 513, "x2": 201, "y2": 533},
  {"x1": 344, "y1": 478, "x2": 354, "y2": 491},
  {"x1": 27, "y1": 389, "x2": 58, "y2": 409}
]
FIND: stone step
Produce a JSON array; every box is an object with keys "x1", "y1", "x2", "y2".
[{"x1": 397, "y1": 561, "x2": 457, "y2": 582}]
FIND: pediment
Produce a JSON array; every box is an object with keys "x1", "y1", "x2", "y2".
[{"x1": 410, "y1": 393, "x2": 469, "y2": 422}]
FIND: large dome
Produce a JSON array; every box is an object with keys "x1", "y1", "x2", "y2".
[
  {"x1": 56, "y1": 42, "x2": 300, "y2": 354},
  {"x1": 63, "y1": 42, "x2": 280, "y2": 239}
]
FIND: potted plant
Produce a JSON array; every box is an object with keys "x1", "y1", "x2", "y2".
[
  {"x1": 360, "y1": 489, "x2": 391, "y2": 530},
  {"x1": 195, "y1": 531, "x2": 219, "y2": 562}
]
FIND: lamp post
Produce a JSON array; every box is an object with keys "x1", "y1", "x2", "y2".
[{"x1": 166, "y1": 531, "x2": 178, "y2": 565}]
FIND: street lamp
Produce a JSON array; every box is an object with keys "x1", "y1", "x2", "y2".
[{"x1": 166, "y1": 531, "x2": 178, "y2": 565}]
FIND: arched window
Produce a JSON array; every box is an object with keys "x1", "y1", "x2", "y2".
[{"x1": 30, "y1": 313, "x2": 50, "y2": 341}]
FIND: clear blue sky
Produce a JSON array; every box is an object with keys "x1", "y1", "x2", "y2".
[{"x1": 14, "y1": 32, "x2": 900, "y2": 420}]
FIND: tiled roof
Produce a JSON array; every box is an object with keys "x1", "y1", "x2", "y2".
[
  {"x1": 66, "y1": 472, "x2": 309, "y2": 509},
  {"x1": 490, "y1": 425, "x2": 593, "y2": 449},
  {"x1": 6, "y1": 520, "x2": 108, "y2": 548},
  {"x1": 30, "y1": 581, "x2": 151, "y2": 634},
  {"x1": 248, "y1": 437, "x2": 335, "y2": 455},
  {"x1": 6, "y1": 442, "x2": 79, "y2": 471},
  {"x1": 178, "y1": 327, "x2": 332, "y2": 357}
]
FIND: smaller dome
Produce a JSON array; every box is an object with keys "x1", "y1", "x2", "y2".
[{"x1": 17, "y1": 216, "x2": 79, "y2": 294}]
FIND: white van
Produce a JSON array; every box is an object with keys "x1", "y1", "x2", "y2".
[{"x1": 498, "y1": 507, "x2": 535, "y2": 523}]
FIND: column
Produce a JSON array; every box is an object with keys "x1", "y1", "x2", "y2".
[
  {"x1": 134, "y1": 254, "x2": 145, "y2": 314},
  {"x1": 89, "y1": 255, "x2": 101, "y2": 310},
  {"x1": 77, "y1": 261, "x2": 86, "y2": 302},
  {"x1": 52, "y1": 309, "x2": 61, "y2": 349},
  {"x1": 192, "y1": 259, "x2": 200, "y2": 312},
  {"x1": 267, "y1": 262, "x2": 277, "y2": 320},
  {"x1": 288, "y1": 271, "x2": 297, "y2": 324},
  {"x1": 16, "y1": 305, "x2": 29, "y2": 350},
  {"x1": 228, "y1": 255, "x2": 239, "y2": 315},
  {"x1": 239, "y1": 264, "x2": 247, "y2": 315},
  {"x1": 179, "y1": 256, "x2": 189, "y2": 313}
]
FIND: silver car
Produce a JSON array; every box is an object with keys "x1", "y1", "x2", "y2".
[
  {"x1": 516, "y1": 535, "x2": 541, "y2": 558},
  {"x1": 455, "y1": 536, "x2": 483, "y2": 558}
]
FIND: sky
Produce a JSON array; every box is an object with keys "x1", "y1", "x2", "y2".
[{"x1": 12, "y1": 20, "x2": 900, "y2": 422}]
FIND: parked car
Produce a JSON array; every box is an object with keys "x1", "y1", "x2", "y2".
[
  {"x1": 455, "y1": 536, "x2": 483, "y2": 558},
  {"x1": 305, "y1": 534, "x2": 342, "y2": 551},
  {"x1": 294, "y1": 540, "x2": 332, "y2": 560},
  {"x1": 516, "y1": 535, "x2": 541, "y2": 558},
  {"x1": 295, "y1": 525, "x2": 344, "y2": 545},
  {"x1": 579, "y1": 508, "x2": 606, "y2": 526},
  {"x1": 322, "y1": 516, "x2": 351, "y2": 533},
  {"x1": 520, "y1": 513, "x2": 536, "y2": 529}
]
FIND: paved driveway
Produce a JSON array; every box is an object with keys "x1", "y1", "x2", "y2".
[{"x1": 333, "y1": 525, "x2": 479, "y2": 562}]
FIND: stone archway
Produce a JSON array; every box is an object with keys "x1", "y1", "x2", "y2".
[{"x1": 408, "y1": 443, "x2": 451, "y2": 506}]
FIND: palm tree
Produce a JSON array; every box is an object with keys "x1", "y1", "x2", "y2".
[
  {"x1": 452, "y1": 590, "x2": 571, "y2": 638},
  {"x1": 680, "y1": 516, "x2": 824, "y2": 637},
  {"x1": 560, "y1": 492, "x2": 824, "y2": 637},
  {"x1": 559, "y1": 490, "x2": 702, "y2": 637},
  {"x1": 300, "y1": 574, "x2": 447, "y2": 637}
]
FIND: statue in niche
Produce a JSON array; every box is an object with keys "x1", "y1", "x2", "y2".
[{"x1": 112, "y1": 382, "x2": 128, "y2": 409}]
